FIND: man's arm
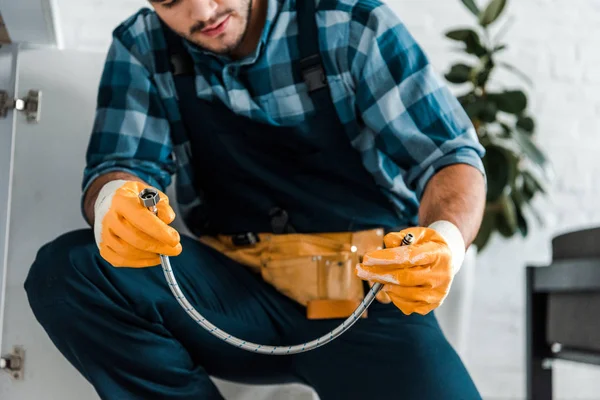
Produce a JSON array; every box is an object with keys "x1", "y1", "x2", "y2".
[
  {"x1": 418, "y1": 164, "x2": 486, "y2": 248},
  {"x1": 80, "y1": 17, "x2": 176, "y2": 227},
  {"x1": 346, "y1": 3, "x2": 487, "y2": 232},
  {"x1": 357, "y1": 161, "x2": 487, "y2": 315},
  {"x1": 82, "y1": 171, "x2": 148, "y2": 226}
]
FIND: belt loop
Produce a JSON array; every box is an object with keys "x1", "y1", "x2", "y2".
[{"x1": 231, "y1": 232, "x2": 260, "y2": 246}]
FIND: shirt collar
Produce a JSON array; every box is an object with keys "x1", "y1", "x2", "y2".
[{"x1": 183, "y1": 0, "x2": 283, "y2": 67}]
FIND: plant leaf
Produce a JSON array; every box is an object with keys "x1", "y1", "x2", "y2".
[
  {"x1": 487, "y1": 90, "x2": 527, "y2": 114},
  {"x1": 493, "y1": 44, "x2": 507, "y2": 53},
  {"x1": 523, "y1": 170, "x2": 547, "y2": 195},
  {"x1": 518, "y1": 177, "x2": 546, "y2": 226},
  {"x1": 499, "y1": 61, "x2": 533, "y2": 87},
  {"x1": 476, "y1": 64, "x2": 494, "y2": 87},
  {"x1": 492, "y1": 15, "x2": 515, "y2": 42},
  {"x1": 464, "y1": 102, "x2": 486, "y2": 120},
  {"x1": 515, "y1": 202, "x2": 528, "y2": 236},
  {"x1": 445, "y1": 63, "x2": 473, "y2": 84},
  {"x1": 522, "y1": 179, "x2": 535, "y2": 201},
  {"x1": 512, "y1": 183, "x2": 527, "y2": 205},
  {"x1": 461, "y1": 0, "x2": 480, "y2": 16},
  {"x1": 482, "y1": 145, "x2": 512, "y2": 202},
  {"x1": 511, "y1": 128, "x2": 550, "y2": 172},
  {"x1": 446, "y1": 29, "x2": 476, "y2": 41},
  {"x1": 479, "y1": 100, "x2": 498, "y2": 123},
  {"x1": 511, "y1": 190, "x2": 529, "y2": 236},
  {"x1": 460, "y1": 93, "x2": 492, "y2": 121},
  {"x1": 473, "y1": 211, "x2": 496, "y2": 251},
  {"x1": 516, "y1": 116, "x2": 535, "y2": 133},
  {"x1": 497, "y1": 194, "x2": 518, "y2": 237},
  {"x1": 480, "y1": 0, "x2": 508, "y2": 27},
  {"x1": 445, "y1": 29, "x2": 487, "y2": 57}
]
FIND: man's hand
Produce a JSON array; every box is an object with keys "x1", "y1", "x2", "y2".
[
  {"x1": 356, "y1": 222, "x2": 465, "y2": 315},
  {"x1": 93, "y1": 179, "x2": 182, "y2": 267},
  {"x1": 357, "y1": 164, "x2": 485, "y2": 315}
]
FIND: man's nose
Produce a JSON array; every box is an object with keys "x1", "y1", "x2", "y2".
[{"x1": 189, "y1": 0, "x2": 219, "y2": 22}]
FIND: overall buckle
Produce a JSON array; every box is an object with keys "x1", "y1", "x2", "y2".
[
  {"x1": 231, "y1": 232, "x2": 260, "y2": 246},
  {"x1": 299, "y1": 54, "x2": 327, "y2": 92}
]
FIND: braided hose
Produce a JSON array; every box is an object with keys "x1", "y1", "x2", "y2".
[{"x1": 139, "y1": 188, "x2": 413, "y2": 355}]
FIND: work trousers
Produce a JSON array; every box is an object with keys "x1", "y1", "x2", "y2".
[{"x1": 24, "y1": 229, "x2": 482, "y2": 399}]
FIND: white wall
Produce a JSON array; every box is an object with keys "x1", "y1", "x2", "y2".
[{"x1": 46, "y1": 0, "x2": 600, "y2": 399}]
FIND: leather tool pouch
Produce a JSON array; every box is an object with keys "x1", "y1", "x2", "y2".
[
  {"x1": 261, "y1": 234, "x2": 365, "y2": 320},
  {"x1": 199, "y1": 229, "x2": 385, "y2": 320}
]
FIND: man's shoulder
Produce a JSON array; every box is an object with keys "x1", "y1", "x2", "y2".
[
  {"x1": 318, "y1": 0, "x2": 395, "y2": 23},
  {"x1": 109, "y1": 8, "x2": 165, "y2": 71},
  {"x1": 317, "y1": 0, "x2": 406, "y2": 44}
]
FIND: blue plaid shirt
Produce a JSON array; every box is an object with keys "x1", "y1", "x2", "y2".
[{"x1": 83, "y1": 0, "x2": 486, "y2": 232}]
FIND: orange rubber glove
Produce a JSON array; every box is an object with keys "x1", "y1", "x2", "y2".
[
  {"x1": 93, "y1": 180, "x2": 182, "y2": 267},
  {"x1": 356, "y1": 221, "x2": 465, "y2": 315}
]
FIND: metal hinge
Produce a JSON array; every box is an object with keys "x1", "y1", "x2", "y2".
[
  {"x1": 0, "y1": 89, "x2": 42, "y2": 123},
  {"x1": 1, "y1": 346, "x2": 25, "y2": 380}
]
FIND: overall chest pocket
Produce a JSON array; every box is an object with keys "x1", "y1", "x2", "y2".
[{"x1": 250, "y1": 88, "x2": 342, "y2": 155}]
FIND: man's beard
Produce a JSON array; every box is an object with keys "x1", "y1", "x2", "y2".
[{"x1": 186, "y1": 0, "x2": 253, "y2": 55}]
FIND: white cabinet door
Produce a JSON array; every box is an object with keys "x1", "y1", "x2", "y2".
[
  {"x1": 0, "y1": 45, "x2": 105, "y2": 400},
  {"x1": 0, "y1": 44, "x2": 19, "y2": 363}
]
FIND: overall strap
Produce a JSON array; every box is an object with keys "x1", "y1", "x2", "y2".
[
  {"x1": 296, "y1": 0, "x2": 329, "y2": 97},
  {"x1": 159, "y1": 20, "x2": 196, "y2": 148},
  {"x1": 161, "y1": 21, "x2": 194, "y2": 76}
]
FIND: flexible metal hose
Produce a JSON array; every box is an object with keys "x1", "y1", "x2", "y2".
[{"x1": 139, "y1": 188, "x2": 413, "y2": 355}]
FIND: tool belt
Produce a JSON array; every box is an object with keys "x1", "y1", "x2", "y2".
[{"x1": 199, "y1": 228, "x2": 385, "y2": 320}]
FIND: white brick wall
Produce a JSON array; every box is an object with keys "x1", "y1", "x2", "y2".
[{"x1": 54, "y1": 0, "x2": 600, "y2": 398}]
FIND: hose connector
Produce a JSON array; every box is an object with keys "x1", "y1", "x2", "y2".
[
  {"x1": 401, "y1": 233, "x2": 415, "y2": 246},
  {"x1": 139, "y1": 187, "x2": 160, "y2": 214}
]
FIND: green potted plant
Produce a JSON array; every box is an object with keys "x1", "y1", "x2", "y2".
[{"x1": 443, "y1": 0, "x2": 553, "y2": 251}]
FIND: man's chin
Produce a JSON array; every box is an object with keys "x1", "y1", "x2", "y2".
[{"x1": 189, "y1": 36, "x2": 241, "y2": 56}]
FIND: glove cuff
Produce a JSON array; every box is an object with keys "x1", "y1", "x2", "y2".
[
  {"x1": 428, "y1": 220, "x2": 466, "y2": 275},
  {"x1": 93, "y1": 179, "x2": 128, "y2": 245}
]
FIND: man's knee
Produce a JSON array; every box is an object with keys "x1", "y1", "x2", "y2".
[{"x1": 24, "y1": 228, "x2": 97, "y2": 313}]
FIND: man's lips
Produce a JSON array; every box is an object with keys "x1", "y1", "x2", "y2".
[{"x1": 200, "y1": 15, "x2": 231, "y2": 37}]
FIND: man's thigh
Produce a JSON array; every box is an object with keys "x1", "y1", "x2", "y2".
[
  {"x1": 293, "y1": 303, "x2": 482, "y2": 400},
  {"x1": 157, "y1": 233, "x2": 307, "y2": 383},
  {"x1": 25, "y1": 229, "x2": 303, "y2": 386}
]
